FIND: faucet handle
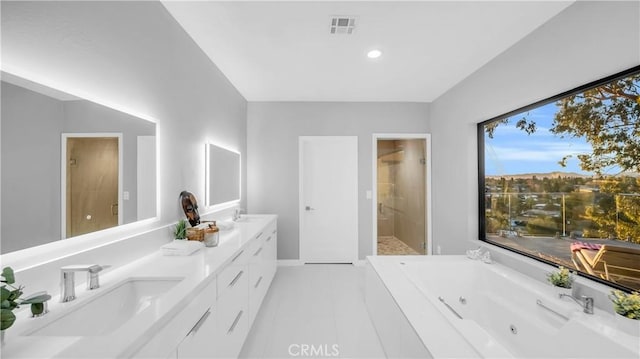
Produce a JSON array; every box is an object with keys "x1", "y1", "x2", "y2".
[
  {"x1": 581, "y1": 295, "x2": 594, "y2": 314},
  {"x1": 61, "y1": 264, "x2": 107, "y2": 272},
  {"x1": 60, "y1": 264, "x2": 109, "y2": 292},
  {"x1": 233, "y1": 208, "x2": 245, "y2": 221}
]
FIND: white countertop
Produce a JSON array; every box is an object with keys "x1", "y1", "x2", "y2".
[{"x1": 2, "y1": 215, "x2": 277, "y2": 359}]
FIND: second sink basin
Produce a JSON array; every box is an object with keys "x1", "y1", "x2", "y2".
[
  {"x1": 27, "y1": 277, "x2": 182, "y2": 337},
  {"x1": 234, "y1": 214, "x2": 266, "y2": 223}
]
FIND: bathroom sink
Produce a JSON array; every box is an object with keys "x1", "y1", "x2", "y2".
[
  {"x1": 234, "y1": 215, "x2": 266, "y2": 223},
  {"x1": 27, "y1": 277, "x2": 182, "y2": 337}
]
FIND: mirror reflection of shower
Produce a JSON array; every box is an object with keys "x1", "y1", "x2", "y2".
[{"x1": 377, "y1": 139, "x2": 427, "y2": 255}]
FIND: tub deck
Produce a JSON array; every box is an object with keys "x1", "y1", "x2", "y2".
[{"x1": 366, "y1": 255, "x2": 640, "y2": 359}]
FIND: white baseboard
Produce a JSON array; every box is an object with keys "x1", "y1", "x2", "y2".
[{"x1": 277, "y1": 259, "x2": 368, "y2": 266}]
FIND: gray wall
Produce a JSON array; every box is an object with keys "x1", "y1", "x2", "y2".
[
  {"x1": 1, "y1": 1, "x2": 247, "y2": 252},
  {"x1": 1, "y1": 82, "x2": 64, "y2": 252},
  {"x1": 247, "y1": 102, "x2": 429, "y2": 260},
  {"x1": 429, "y1": 1, "x2": 640, "y2": 254}
]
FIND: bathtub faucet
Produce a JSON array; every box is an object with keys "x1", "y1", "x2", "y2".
[{"x1": 559, "y1": 293, "x2": 594, "y2": 314}]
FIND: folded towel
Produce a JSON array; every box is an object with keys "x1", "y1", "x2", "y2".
[
  {"x1": 161, "y1": 240, "x2": 204, "y2": 256},
  {"x1": 570, "y1": 241, "x2": 602, "y2": 252}
]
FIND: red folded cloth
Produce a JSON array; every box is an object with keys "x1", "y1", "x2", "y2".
[{"x1": 570, "y1": 241, "x2": 602, "y2": 252}]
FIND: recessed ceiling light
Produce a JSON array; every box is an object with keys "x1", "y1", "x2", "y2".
[{"x1": 367, "y1": 49, "x2": 382, "y2": 59}]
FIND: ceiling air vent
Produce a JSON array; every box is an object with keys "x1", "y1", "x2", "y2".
[{"x1": 330, "y1": 16, "x2": 356, "y2": 34}]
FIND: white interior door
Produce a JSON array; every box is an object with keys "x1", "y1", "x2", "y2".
[{"x1": 299, "y1": 136, "x2": 358, "y2": 263}]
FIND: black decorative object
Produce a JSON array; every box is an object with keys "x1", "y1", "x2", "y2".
[{"x1": 180, "y1": 191, "x2": 201, "y2": 227}]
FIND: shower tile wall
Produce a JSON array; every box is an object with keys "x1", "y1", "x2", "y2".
[
  {"x1": 377, "y1": 141, "x2": 396, "y2": 238},
  {"x1": 377, "y1": 140, "x2": 426, "y2": 254}
]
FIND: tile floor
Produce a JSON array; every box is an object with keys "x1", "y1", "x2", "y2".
[
  {"x1": 377, "y1": 236, "x2": 420, "y2": 255},
  {"x1": 239, "y1": 264, "x2": 386, "y2": 358}
]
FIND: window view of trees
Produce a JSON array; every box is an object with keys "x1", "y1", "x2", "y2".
[{"x1": 480, "y1": 67, "x2": 640, "y2": 291}]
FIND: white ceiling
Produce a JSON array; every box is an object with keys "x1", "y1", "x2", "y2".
[{"x1": 163, "y1": 1, "x2": 574, "y2": 102}]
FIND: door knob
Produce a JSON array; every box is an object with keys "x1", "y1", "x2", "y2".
[{"x1": 305, "y1": 206, "x2": 316, "y2": 211}]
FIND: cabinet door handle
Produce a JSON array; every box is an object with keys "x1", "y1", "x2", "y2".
[
  {"x1": 253, "y1": 247, "x2": 263, "y2": 256},
  {"x1": 188, "y1": 308, "x2": 211, "y2": 336},
  {"x1": 272, "y1": 229, "x2": 276, "y2": 234},
  {"x1": 266, "y1": 236, "x2": 272, "y2": 242},
  {"x1": 231, "y1": 250, "x2": 244, "y2": 263},
  {"x1": 228, "y1": 310, "x2": 243, "y2": 334},
  {"x1": 229, "y1": 270, "x2": 244, "y2": 287},
  {"x1": 254, "y1": 276, "x2": 263, "y2": 289},
  {"x1": 256, "y1": 231, "x2": 263, "y2": 239}
]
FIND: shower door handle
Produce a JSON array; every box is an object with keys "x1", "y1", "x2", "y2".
[{"x1": 305, "y1": 206, "x2": 315, "y2": 211}]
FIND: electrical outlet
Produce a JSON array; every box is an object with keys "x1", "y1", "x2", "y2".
[{"x1": 437, "y1": 245, "x2": 442, "y2": 255}]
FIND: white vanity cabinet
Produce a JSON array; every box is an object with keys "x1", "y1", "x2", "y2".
[
  {"x1": 150, "y1": 216, "x2": 277, "y2": 359},
  {"x1": 248, "y1": 222, "x2": 277, "y2": 324},
  {"x1": 134, "y1": 277, "x2": 218, "y2": 359},
  {"x1": 212, "y1": 246, "x2": 249, "y2": 358}
]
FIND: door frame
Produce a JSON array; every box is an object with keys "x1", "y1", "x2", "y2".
[
  {"x1": 372, "y1": 133, "x2": 432, "y2": 255},
  {"x1": 61, "y1": 133, "x2": 123, "y2": 239},
  {"x1": 298, "y1": 136, "x2": 359, "y2": 264}
]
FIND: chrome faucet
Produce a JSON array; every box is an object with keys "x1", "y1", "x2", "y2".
[
  {"x1": 559, "y1": 293, "x2": 594, "y2": 314},
  {"x1": 232, "y1": 208, "x2": 244, "y2": 221},
  {"x1": 60, "y1": 265, "x2": 107, "y2": 303}
]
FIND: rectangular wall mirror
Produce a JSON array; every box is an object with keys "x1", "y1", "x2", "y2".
[
  {"x1": 206, "y1": 143, "x2": 240, "y2": 207},
  {"x1": 1, "y1": 72, "x2": 157, "y2": 254}
]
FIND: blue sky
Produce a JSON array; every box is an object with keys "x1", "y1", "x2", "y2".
[{"x1": 484, "y1": 102, "x2": 594, "y2": 176}]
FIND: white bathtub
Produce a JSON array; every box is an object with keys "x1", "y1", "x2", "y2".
[{"x1": 397, "y1": 257, "x2": 638, "y2": 358}]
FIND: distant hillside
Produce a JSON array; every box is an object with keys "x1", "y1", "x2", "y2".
[{"x1": 486, "y1": 171, "x2": 592, "y2": 180}]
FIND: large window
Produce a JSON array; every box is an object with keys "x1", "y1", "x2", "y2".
[{"x1": 478, "y1": 66, "x2": 640, "y2": 292}]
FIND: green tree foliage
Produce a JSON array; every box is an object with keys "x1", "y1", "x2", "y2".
[
  {"x1": 616, "y1": 194, "x2": 640, "y2": 242},
  {"x1": 581, "y1": 178, "x2": 640, "y2": 243},
  {"x1": 513, "y1": 74, "x2": 640, "y2": 175}
]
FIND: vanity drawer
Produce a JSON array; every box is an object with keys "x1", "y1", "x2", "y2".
[
  {"x1": 264, "y1": 230, "x2": 277, "y2": 279},
  {"x1": 248, "y1": 271, "x2": 268, "y2": 325},
  {"x1": 218, "y1": 267, "x2": 247, "y2": 301},
  {"x1": 213, "y1": 305, "x2": 248, "y2": 358},
  {"x1": 215, "y1": 271, "x2": 248, "y2": 359},
  {"x1": 248, "y1": 243, "x2": 264, "y2": 286},
  {"x1": 248, "y1": 235, "x2": 264, "y2": 262},
  {"x1": 217, "y1": 249, "x2": 248, "y2": 300},
  {"x1": 263, "y1": 232, "x2": 276, "y2": 260},
  {"x1": 265, "y1": 222, "x2": 277, "y2": 240}
]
